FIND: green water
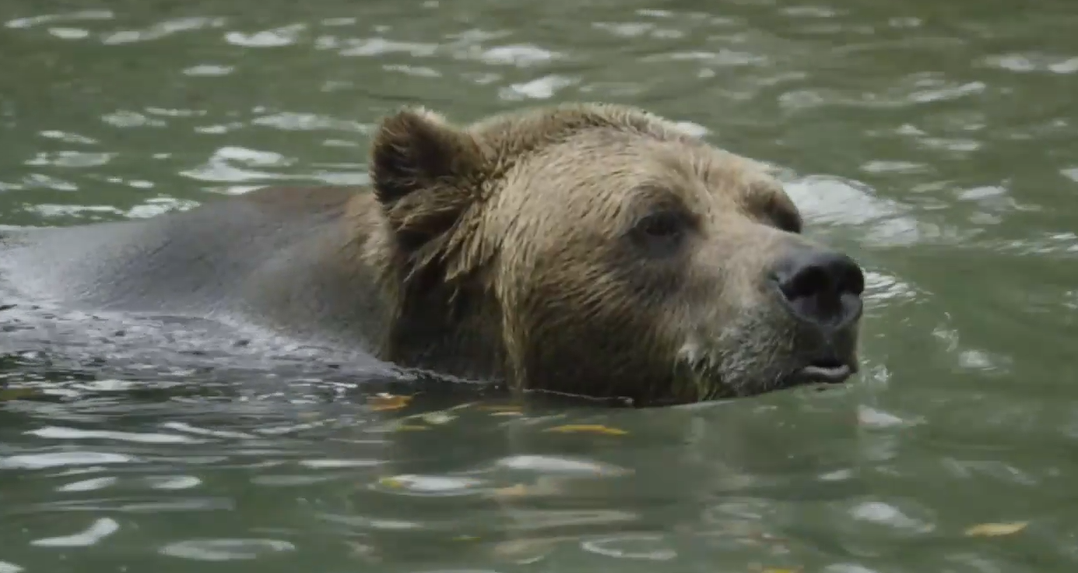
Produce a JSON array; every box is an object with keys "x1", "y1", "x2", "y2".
[{"x1": 2, "y1": 0, "x2": 1078, "y2": 571}]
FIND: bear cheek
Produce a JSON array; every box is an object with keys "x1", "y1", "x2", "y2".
[{"x1": 511, "y1": 278, "x2": 679, "y2": 398}]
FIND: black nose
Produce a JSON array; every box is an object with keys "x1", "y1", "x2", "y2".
[{"x1": 772, "y1": 247, "x2": 865, "y2": 330}]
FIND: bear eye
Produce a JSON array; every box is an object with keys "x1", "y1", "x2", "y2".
[
  {"x1": 631, "y1": 210, "x2": 689, "y2": 254},
  {"x1": 639, "y1": 212, "x2": 682, "y2": 236}
]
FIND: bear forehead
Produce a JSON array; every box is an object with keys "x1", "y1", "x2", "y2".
[
  {"x1": 465, "y1": 102, "x2": 701, "y2": 165},
  {"x1": 437, "y1": 102, "x2": 801, "y2": 230},
  {"x1": 478, "y1": 112, "x2": 788, "y2": 211}
]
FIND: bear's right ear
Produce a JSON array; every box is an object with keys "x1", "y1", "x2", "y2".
[{"x1": 369, "y1": 108, "x2": 484, "y2": 248}]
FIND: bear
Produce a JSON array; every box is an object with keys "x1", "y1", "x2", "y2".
[{"x1": 0, "y1": 102, "x2": 865, "y2": 406}]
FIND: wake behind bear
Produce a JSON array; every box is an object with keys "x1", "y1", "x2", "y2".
[{"x1": 0, "y1": 102, "x2": 865, "y2": 406}]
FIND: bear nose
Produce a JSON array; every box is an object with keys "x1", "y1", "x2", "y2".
[{"x1": 771, "y1": 247, "x2": 865, "y2": 330}]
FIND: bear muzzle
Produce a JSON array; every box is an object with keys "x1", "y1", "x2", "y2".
[{"x1": 769, "y1": 243, "x2": 866, "y2": 388}]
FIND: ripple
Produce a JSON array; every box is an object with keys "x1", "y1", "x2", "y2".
[
  {"x1": 26, "y1": 204, "x2": 123, "y2": 219},
  {"x1": 297, "y1": 458, "x2": 383, "y2": 469},
  {"x1": 335, "y1": 37, "x2": 438, "y2": 57},
  {"x1": 781, "y1": 5, "x2": 842, "y2": 18},
  {"x1": 580, "y1": 534, "x2": 677, "y2": 561},
  {"x1": 908, "y1": 79, "x2": 987, "y2": 104},
  {"x1": 992, "y1": 232, "x2": 1078, "y2": 256},
  {"x1": 252, "y1": 112, "x2": 368, "y2": 133},
  {"x1": 383, "y1": 64, "x2": 442, "y2": 78},
  {"x1": 478, "y1": 44, "x2": 560, "y2": 67},
  {"x1": 25, "y1": 150, "x2": 114, "y2": 168},
  {"x1": 982, "y1": 53, "x2": 1078, "y2": 75},
  {"x1": 320, "y1": 17, "x2": 356, "y2": 27},
  {"x1": 250, "y1": 474, "x2": 340, "y2": 486},
  {"x1": 39, "y1": 130, "x2": 97, "y2": 144},
  {"x1": 592, "y1": 21, "x2": 662, "y2": 39},
  {"x1": 160, "y1": 538, "x2": 296, "y2": 561},
  {"x1": 58, "y1": 476, "x2": 118, "y2": 492},
  {"x1": 35, "y1": 498, "x2": 234, "y2": 513},
  {"x1": 48, "y1": 27, "x2": 89, "y2": 40},
  {"x1": 183, "y1": 64, "x2": 234, "y2": 77},
  {"x1": 146, "y1": 476, "x2": 203, "y2": 490},
  {"x1": 102, "y1": 111, "x2": 167, "y2": 129},
  {"x1": 20, "y1": 173, "x2": 78, "y2": 191},
  {"x1": 0, "y1": 562, "x2": 23, "y2": 573},
  {"x1": 28, "y1": 425, "x2": 203, "y2": 444},
  {"x1": 179, "y1": 146, "x2": 298, "y2": 183},
  {"x1": 0, "y1": 452, "x2": 135, "y2": 470},
  {"x1": 126, "y1": 197, "x2": 199, "y2": 219},
  {"x1": 494, "y1": 455, "x2": 631, "y2": 477},
  {"x1": 499, "y1": 75, "x2": 578, "y2": 100},
  {"x1": 146, "y1": 107, "x2": 206, "y2": 118},
  {"x1": 508, "y1": 509, "x2": 639, "y2": 531},
  {"x1": 224, "y1": 24, "x2": 306, "y2": 48},
  {"x1": 31, "y1": 517, "x2": 120, "y2": 547},
  {"x1": 857, "y1": 406, "x2": 916, "y2": 429},
  {"x1": 823, "y1": 565, "x2": 880, "y2": 573},
  {"x1": 5, "y1": 10, "x2": 113, "y2": 29},
  {"x1": 848, "y1": 501, "x2": 935, "y2": 534},
  {"x1": 102, "y1": 16, "x2": 225, "y2": 45},
  {"x1": 317, "y1": 513, "x2": 423, "y2": 531},
  {"x1": 863, "y1": 270, "x2": 920, "y2": 304},
  {"x1": 784, "y1": 175, "x2": 925, "y2": 246},
  {"x1": 375, "y1": 474, "x2": 488, "y2": 496},
  {"x1": 643, "y1": 49, "x2": 767, "y2": 67}
]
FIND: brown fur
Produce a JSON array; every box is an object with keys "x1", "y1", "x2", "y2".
[{"x1": 330, "y1": 102, "x2": 861, "y2": 405}]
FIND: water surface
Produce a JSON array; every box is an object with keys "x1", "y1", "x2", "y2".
[{"x1": 2, "y1": 0, "x2": 1078, "y2": 571}]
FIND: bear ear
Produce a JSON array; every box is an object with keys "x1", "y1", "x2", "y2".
[{"x1": 369, "y1": 107, "x2": 483, "y2": 208}]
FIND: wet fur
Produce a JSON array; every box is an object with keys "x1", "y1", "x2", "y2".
[{"x1": 0, "y1": 102, "x2": 855, "y2": 405}]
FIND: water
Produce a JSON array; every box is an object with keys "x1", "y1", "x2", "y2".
[{"x1": 2, "y1": 0, "x2": 1077, "y2": 570}]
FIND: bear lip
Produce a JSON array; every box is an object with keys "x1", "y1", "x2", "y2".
[{"x1": 791, "y1": 361, "x2": 852, "y2": 385}]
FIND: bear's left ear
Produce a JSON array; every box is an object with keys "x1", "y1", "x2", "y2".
[{"x1": 370, "y1": 107, "x2": 484, "y2": 249}]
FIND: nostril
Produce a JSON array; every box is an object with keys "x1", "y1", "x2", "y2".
[
  {"x1": 825, "y1": 253, "x2": 865, "y2": 298},
  {"x1": 772, "y1": 247, "x2": 865, "y2": 327},
  {"x1": 777, "y1": 263, "x2": 832, "y2": 301},
  {"x1": 839, "y1": 258, "x2": 866, "y2": 297}
]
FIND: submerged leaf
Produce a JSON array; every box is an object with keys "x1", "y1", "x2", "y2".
[
  {"x1": 367, "y1": 393, "x2": 413, "y2": 411},
  {"x1": 377, "y1": 476, "x2": 406, "y2": 489},
  {"x1": 964, "y1": 521, "x2": 1029, "y2": 537},
  {"x1": 543, "y1": 424, "x2": 628, "y2": 436},
  {"x1": 491, "y1": 483, "x2": 532, "y2": 499},
  {"x1": 478, "y1": 404, "x2": 523, "y2": 412},
  {"x1": 0, "y1": 388, "x2": 42, "y2": 401}
]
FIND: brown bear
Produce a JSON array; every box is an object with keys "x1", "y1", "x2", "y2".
[{"x1": 0, "y1": 102, "x2": 865, "y2": 406}]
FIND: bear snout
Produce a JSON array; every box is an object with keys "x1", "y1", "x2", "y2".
[{"x1": 768, "y1": 245, "x2": 865, "y2": 333}]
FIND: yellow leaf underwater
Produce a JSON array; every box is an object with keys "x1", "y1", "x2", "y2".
[
  {"x1": 491, "y1": 483, "x2": 533, "y2": 499},
  {"x1": 964, "y1": 521, "x2": 1029, "y2": 537},
  {"x1": 542, "y1": 424, "x2": 628, "y2": 436},
  {"x1": 377, "y1": 476, "x2": 405, "y2": 489},
  {"x1": 367, "y1": 393, "x2": 413, "y2": 411},
  {"x1": 477, "y1": 404, "x2": 524, "y2": 413},
  {"x1": 0, "y1": 388, "x2": 42, "y2": 402}
]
